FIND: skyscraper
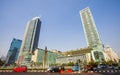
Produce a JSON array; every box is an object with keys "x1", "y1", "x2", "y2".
[
  {"x1": 6, "y1": 38, "x2": 22, "y2": 65},
  {"x1": 17, "y1": 17, "x2": 41, "y2": 64},
  {"x1": 80, "y1": 7, "x2": 104, "y2": 62}
]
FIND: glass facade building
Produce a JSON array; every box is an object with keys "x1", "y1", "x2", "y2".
[
  {"x1": 6, "y1": 38, "x2": 22, "y2": 65},
  {"x1": 31, "y1": 48, "x2": 63, "y2": 68},
  {"x1": 56, "y1": 48, "x2": 92, "y2": 65},
  {"x1": 56, "y1": 54, "x2": 87, "y2": 65},
  {"x1": 17, "y1": 17, "x2": 41, "y2": 65},
  {"x1": 80, "y1": 7, "x2": 103, "y2": 50},
  {"x1": 80, "y1": 7, "x2": 104, "y2": 62}
]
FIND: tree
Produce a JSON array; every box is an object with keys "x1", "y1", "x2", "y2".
[
  {"x1": 89, "y1": 60, "x2": 99, "y2": 67},
  {"x1": 118, "y1": 59, "x2": 120, "y2": 67},
  {"x1": 119, "y1": 59, "x2": 120, "y2": 63},
  {"x1": 77, "y1": 59, "x2": 81, "y2": 64},
  {"x1": 105, "y1": 60, "x2": 114, "y2": 65},
  {"x1": 76, "y1": 59, "x2": 82, "y2": 66},
  {"x1": 0, "y1": 59, "x2": 5, "y2": 66},
  {"x1": 67, "y1": 62, "x2": 74, "y2": 66}
]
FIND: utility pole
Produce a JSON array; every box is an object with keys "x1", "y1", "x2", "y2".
[{"x1": 43, "y1": 46, "x2": 47, "y2": 68}]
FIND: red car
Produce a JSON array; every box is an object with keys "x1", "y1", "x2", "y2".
[
  {"x1": 84, "y1": 65, "x2": 93, "y2": 71},
  {"x1": 13, "y1": 65, "x2": 27, "y2": 72}
]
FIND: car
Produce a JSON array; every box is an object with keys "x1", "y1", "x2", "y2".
[
  {"x1": 72, "y1": 65, "x2": 80, "y2": 71},
  {"x1": 47, "y1": 66, "x2": 60, "y2": 73},
  {"x1": 84, "y1": 65, "x2": 93, "y2": 71},
  {"x1": 108, "y1": 65, "x2": 114, "y2": 69},
  {"x1": 112, "y1": 64, "x2": 119, "y2": 70},
  {"x1": 13, "y1": 65, "x2": 27, "y2": 72},
  {"x1": 92, "y1": 67, "x2": 98, "y2": 71},
  {"x1": 98, "y1": 64, "x2": 107, "y2": 69}
]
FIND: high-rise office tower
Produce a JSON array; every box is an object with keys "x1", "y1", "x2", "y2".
[
  {"x1": 17, "y1": 17, "x2": 41, "y2": 64},
  {"x1": 6, "y1": 38, "x2": 22, "y2": 65},
  {"x1": 80, "y1": 7, "x2": 104, "y2": 62}
]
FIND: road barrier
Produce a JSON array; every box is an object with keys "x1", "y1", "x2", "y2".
[
  {"x1": 93, "y1": 70, "x2": 120, "y2": 73},
  {"x1": 1, "y1": 69, "x2": 120, "y2": 73}
]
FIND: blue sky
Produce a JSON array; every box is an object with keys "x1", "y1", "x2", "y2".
[{"x1": 0, "y1": 0, "x2": 120, "y2": 57}]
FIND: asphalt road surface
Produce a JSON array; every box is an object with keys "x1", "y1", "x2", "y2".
[{"x1": 0, "y1": 72, "x2": 120, "y2": 75}]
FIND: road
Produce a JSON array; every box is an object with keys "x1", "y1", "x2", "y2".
[{"x1": 0, "y1": 72, "x2": 120, "y2": 75}]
